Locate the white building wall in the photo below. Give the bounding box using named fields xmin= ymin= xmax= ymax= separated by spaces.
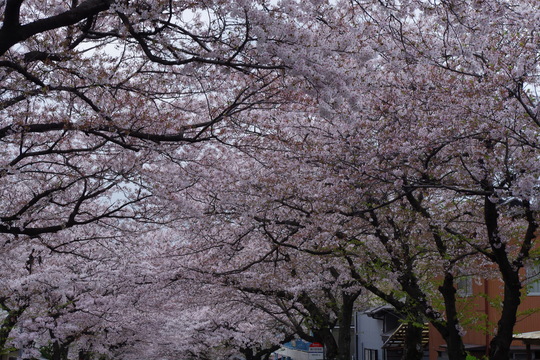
xmin=356 ymin=311 xmax=385 ymax=360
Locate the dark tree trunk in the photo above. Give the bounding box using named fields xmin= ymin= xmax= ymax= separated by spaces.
xmin=336 ymin=291 xmax=360 ymax=360
xmin=78 ymin=350 xmax=92 ymax=360
xmin=314 ymin=328 xmax=339 ymax=360
xmin=488 ymin=271 xmax=522 ymax=360
xmin=483 ymin=195 xmax=536 ymax=360
xmin=437 ymin=273 xmax=467 ymax=360
xmin=51 ymin=340 xmax=69 ymax=360
xmin=402 ymin=320 xmax=425 ymax=360
xmin=298 ymin=289 xmax=361 ymax=360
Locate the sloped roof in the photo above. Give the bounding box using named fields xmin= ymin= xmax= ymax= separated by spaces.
xmin=514 ymin=331 xmax=540 ymax=345
xmin=364 ymin=304 xmax=396 ymax=319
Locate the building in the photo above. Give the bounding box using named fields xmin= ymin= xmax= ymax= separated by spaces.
xmin=356 ymin=305 xmax=429 ymax=360
xmin=272 ymin=305 xmax=430 ymax=360
xmin=429 ymin=274 xmax=540 ymax=360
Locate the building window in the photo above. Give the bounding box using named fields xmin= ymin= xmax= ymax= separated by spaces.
xmin=364 ymin=349 xmax=377 ymax=360
xmin=526 ymin=263 xmax=540 ymax=295
xmin=456 ymin=276 xmax=473 ymax=297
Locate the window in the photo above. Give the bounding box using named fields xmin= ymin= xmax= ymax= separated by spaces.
xmin=364 ymin=349 xmax=377 ymax=360
xmin=526 ymin=263 xmax=540 ymax=295
xmin=456 ymin=276 xmax=473 ymax=297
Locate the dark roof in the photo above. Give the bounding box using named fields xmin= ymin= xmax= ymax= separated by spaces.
xmin=364 ymin=304 xmax=396 ymax=319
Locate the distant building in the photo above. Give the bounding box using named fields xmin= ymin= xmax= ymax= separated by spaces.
xmin=356 ymin=305 xmax=428 ymax=360
xmin=429 ymin=275 xmax=540 ymax=360
xmin=273 ymin=305 xmax=431 ymax=360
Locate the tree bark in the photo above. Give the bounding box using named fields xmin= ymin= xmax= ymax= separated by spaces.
xmin=313 ymin=328 xmax=339 ymax=360
xmin=484 ymin=195 xmax=534 ymax=360
xmin=0 ymin=0 xmax=113 ymax=56
xmin=335 ymin=291 xmax=360 ymax=360
xmin=78 ymin=350 xmax=92 ymax=360
xmin=488 ymin=271 xmax=522 ymax=360
xmin=51 ymin=340 xmax=69 ymax=360
xmin=402 ymin=320 xmax=425 ymax=360
xmin=438 ymin=273 xmax=467 ymax=360
xmin=297 ymin=289 xmax=360 ymax=360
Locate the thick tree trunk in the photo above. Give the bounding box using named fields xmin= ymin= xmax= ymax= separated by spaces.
xmin=430 ymin=320 xmax=466 ymax=360
xmin=483 ymin=195 xmax=534 ymax=360
xmin=445 ymin=333 xmax=467 ymax=360
xmin=51 ymin=340 xmax=69 ymax=360
xmin=336 ymin=291 xmax=360 ymax=360
xmin=315 ymin=328 xmax=339 ymax=360
xmin=78 ymin=350 xmax=92 ymax=360
xmin=435 ymin=274 xmax=467 ymax=360
xmin=402 ymin=320 xmax=424 ymax=360
xmin=399 ymin=295 xmax=426 ymax=360
xmin=489 ymin=272 xmax=522 ymax=360
xmin=298 ymin=289 xmax=360 ymax=360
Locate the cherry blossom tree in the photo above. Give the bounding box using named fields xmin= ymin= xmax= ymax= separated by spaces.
xmin=340 ymin=2 xmax=540 ymax=359
xmin=0 ymin=0 xmax=292 ymax=239
xmin=165 ymin=1 xmax=540 ymax=360
xmin=4 ymin=2 xmax=540 ymax=360
xmin=160 ymin=135 xmax=370 ymax=360
xmin=0 ymin=224 xmax=154 ymax=359
xmin=0 ymin=0 xmax=306 ymax=356
xmin=0 ymin=0 xmax=353 ymax=358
